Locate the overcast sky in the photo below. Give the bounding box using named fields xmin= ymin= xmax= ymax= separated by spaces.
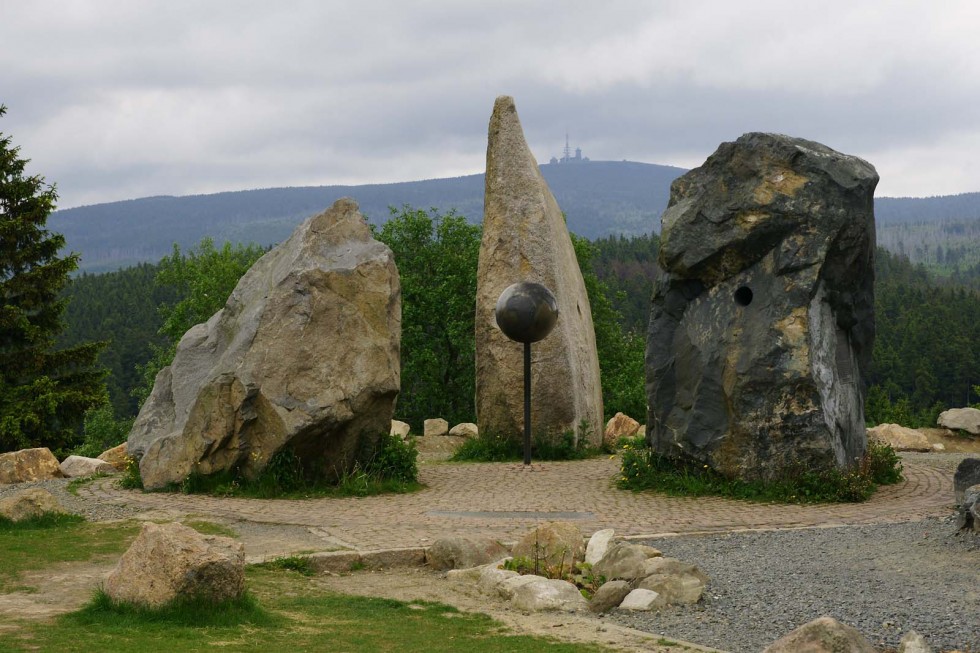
xmin=2 ymin=1 xmax=978 ymax=209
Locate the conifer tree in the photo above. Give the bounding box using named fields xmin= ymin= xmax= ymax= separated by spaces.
xmin=0 ymin=105 xmax=105 ymax=453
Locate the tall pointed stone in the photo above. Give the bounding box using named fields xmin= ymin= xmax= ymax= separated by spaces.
xmin=475 ymin=96 xmax=603 ymax=446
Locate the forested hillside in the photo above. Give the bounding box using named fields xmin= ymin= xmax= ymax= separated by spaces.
xmin=876 ymin=217 xmax=980 ymax=284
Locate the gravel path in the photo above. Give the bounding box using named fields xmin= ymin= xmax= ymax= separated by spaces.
xmin=611 ymin=517 xmax=979 ymax=652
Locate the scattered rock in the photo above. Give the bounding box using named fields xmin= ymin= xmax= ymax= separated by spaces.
xmin=97 ymin=443 xmax=129 ymax=471
xmin=604 ymin=413 xmax=640 ymax=448
xmin=647 ymin=133 xmax=877 ymax=481
xmin=592 ymin=542 xmax=650 ymax=581
xmin=762 ymin=616 xmax=876 ymax=653
xmin=588 ymin=579 xmax=631 ymax=613
xmin=640 ymin=557 xmax=710 ymax=585
xmin=636 ymin=572 xmax=705 ymax=605
xmin=426 ymin=537 xmax=509 ymax=571
xmin=0 ymin=488 xmax=68 ymax=521
xmin=475 ymin=95 xmax=603 ymax=447
xmin=898 ymin=630 xmax=932 ymax=653
xmin=424 ymin=418 xmax=449 ymax=437
xmin=0 ymin=448 xmax=63 ymax=484
xmin=938 ymin=407 xmax=980 ymax=435
xmin=497 ymin=573 xmax=547 ymax=600
xmin=478 ymin=565 xmax=519 ymax=595
xmin=584 ymin=528 xmax=615 ymax=565
xmin=618 ymin=588 xmax=665 ymax=611
xmin=449 ymin=422 xmax=478 ymax=438
xmin=390 ymin=420 xmax=411 ymax=439
xmin=127 ymin=199 xmax=401 ymax=490
xmin=510 ymin=578 xmax=588 ymax=612
xmin=59 ymin=455 xmax=117 ymax=478
xmin=954 ymin=457 xmax=980 ymax=503
xmin=512 ymin=521 xmax=585 ymax=568
xmin=932 ymin=443 xmax=945 ymax=451
xmin=867 ymin=424 xmax=932 ymax=452
xmin=104 ymin=522 xmax=245 ymax=608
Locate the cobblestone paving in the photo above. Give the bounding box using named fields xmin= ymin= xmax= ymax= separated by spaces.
xmin=78 ymin=456 xmax=955 ymax=552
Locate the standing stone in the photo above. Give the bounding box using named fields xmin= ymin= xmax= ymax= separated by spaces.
xmin=647 ymin=133 xmax=878 ymax=480
xmin=954 ymin=458 xmax=980 ymax=503
xmin=127 ymin=199 xmax=401 ymax=490
xmin=476 ymin=96 xmax=603 ymax=447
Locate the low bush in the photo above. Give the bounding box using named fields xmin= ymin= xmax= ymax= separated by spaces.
xmin=452 ymin=429 xmax=601 ymax=462
xmin=619 ymin=442 xmax=904 ymax=504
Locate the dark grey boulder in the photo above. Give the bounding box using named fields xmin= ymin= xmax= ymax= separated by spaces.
xmin=954 ymin=457 xmax=980 ymax=504
xmin=646 ymin=133 xmax=878 ymax=481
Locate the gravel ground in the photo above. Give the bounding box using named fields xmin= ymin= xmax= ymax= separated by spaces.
xmin=610 ymin=518 xmax=979 ymax=653
xmin=0 ymin=476 xmax=141 ymax=522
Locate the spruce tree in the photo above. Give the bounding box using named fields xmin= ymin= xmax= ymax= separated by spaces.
xmin=0 ymin=105 xmax=105 ymax=453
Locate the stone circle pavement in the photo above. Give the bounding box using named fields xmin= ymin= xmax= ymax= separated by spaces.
xmin=77 ymin=453 xmax=960 ymax=554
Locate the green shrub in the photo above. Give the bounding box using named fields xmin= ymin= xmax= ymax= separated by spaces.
xmin=72 ymin=404 xmax=133 ymax=459
xmin=118 ymin=456 xmax=144 ymax=490
xmin=254 ymin=556 xmax=317 ymax=576
xmin=364 ymin=432 xmax=418 ymax=483
xmin=452 ymin=429 xmax=601 ymax=463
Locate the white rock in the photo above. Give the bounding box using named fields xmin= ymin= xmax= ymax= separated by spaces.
xmin=59 ymin=455 xmax=117 ymax=478
xmin=938 ymin=407 xmax=980 ymax=435
xmin=497 ymin=574 xmax=547 ymax=600
xmin=510 ymin=578 xmax=588 ymax=612
xmin=618 ymin=588 xmax=665 ymax=611
xmin=448 ymin=422 xmax=478 ymax=438
xmin=424 ymin=418 xmax=449 ymax=437
xmin=390 ymin=420 xmax=411 ymax=439
xmin=585 ymin=528 xmax=615 ymax=565
xmin=478 ymin=566 xmax=518 ymax=595
xmin=898 ymin=630 xmax=932 ymax=653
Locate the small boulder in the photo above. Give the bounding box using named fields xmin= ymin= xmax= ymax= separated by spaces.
xmin=938 ymin=407 xmax=980 ymax=435
xmin=97 ymin=443 xmax=129 ymax=471
xmin=426 ymin=537 xmax=509 ymax=571
xmin=0 ymin=488 xmax=68 ymax=522
xmin=898 ymin=630 xmax=932 ymax=653
xmin=763 ymin=616 xmax=876 ymax=653
xmin=618 ymin=588 xmax=665 ymax=611
xmin=956 ymin=484 xmax=980 ymax=532
xmin=424 ymin=418 xmax=449 ymax=437
xmin=636 ymin=572 xmax=705 ymax=605
xmin=954 ymin=458 xmax=980 ymax=504
xmin=867 ymin=424 xmax=931 ymax=452
xmin=589 ymin=579 xmax=631 ymax=613
xmin=512 ymin=521 xmax=585 ymax=569
xmin=592 ymin=542 xmax=650 ymax=581
xmin=603 ymin=412 xmax=641 ymax=448
xmin=0 ymin=448 xmax=63 ymax=484
xmin=584 ymin=528 xmax=615 ymax=565
xmin=449 ymin=423 xmax=478 ymax=438
xmin=60 ymin=455 xmax=117 ymax=478
xmin=390 ymin=420 xmax=411 ymax=439
xmin=635 ymin=544 xmax=663 ymax=559
xmin=478 ymin=565 xmax=519 ymax=595
xmin=104 ymin=522 xmax=245 ymax=608
xmin=497 ymin=573 xmax=547 ymax=600
xmin=510 ymin=578 xmax=588 ymax=612
xmin=640 ymin=557 xmax=709 ymax=584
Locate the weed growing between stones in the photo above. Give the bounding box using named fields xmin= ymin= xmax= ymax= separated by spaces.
xmin=503 ymin=556 xmax=607 ymax=599
xmin=618 ymin=440 xmax=904 ymax=504
xmin=452 ymin=429 xmax=602 ymax=462
xmin=118 ymin=456 xmax=143 ymax=490
xmin=253 ymin=555 xmax=317 ymax=576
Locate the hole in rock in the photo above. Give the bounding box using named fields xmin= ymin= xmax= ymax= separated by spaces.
xmin=733 ymin=286 xmax=753 ymax=307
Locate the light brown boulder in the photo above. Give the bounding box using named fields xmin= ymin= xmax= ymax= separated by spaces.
xmin=604 ymin=412 xmax=640 ymax=448
xmin=636 ymin=572 xmax=705 ymax=605
xmin=97 ymin=442 xmax=129 ymax=471
xmin=60 ymin=455 xmax=117 ymax=478
xmin=475 ymin=96 xmax=603 ymax=447
xmin=592 ymin=542 xmax=650 ymax=581
xmin=426 ymin=537 xmax=509 ymax=571
xmin=938 ymin=407 xmax=980 ymax=435
xmin=127 ymin=199 xmax=401 ymax=490
xmin=390 ymin=420 xmax=411 ymax=439
xmin=424 ymin=418 xmax=449 ymax=437
xmin=512 ymin=521 xmax=585 ymax=569
xmin=588 ymin=579 xmax=631 ymax=613
xmin=867 ymin=424 xmax=931 ymax=452
xmin=0 ymin=488 xmax=68 ymax=521
xmin=104 ymin=522 xmax=245 ymax=608
xmin=641 ymin=557 xmax=710 ymax=584
xmin=449 ymin=422 xmax=478 ymax=438
xmin=510 ymin=578 xmax=588 ymax=612
xmin=0 ymin=448 xmax=63 ymax=484
xmin=763 ymin=616 xmax=876 ymax=653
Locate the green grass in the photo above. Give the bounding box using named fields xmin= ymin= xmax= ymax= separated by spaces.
xmin=182 ymin=520 xmax=237 ymax=537
xmin=618 ymin=441 xmax=904 ymax=504
xmin=252 ymin=555 xmax=317 ymax=576
xmin=452 ymin=430 xmax=602 ymax=463
xmin=0 ymin=515 xmax=138 ymax=591
xmin=1 ymin=567 xmax=614 ymax=652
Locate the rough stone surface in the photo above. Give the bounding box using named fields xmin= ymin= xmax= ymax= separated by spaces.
xmin=762 ymin=616 xmax=877 ymax=653
xmin=640 ymin=557 xmax=710 ymax=585
xmin=97 ymin=443 xmax=129 ymax=471
xmin=497 ymin=573 xmax=547 ymax=600
xmin=104 ymin=522 xmax=245 ymax=608
xmin=603 ymin=412 xmax=641 ymax=448
xmin=476 ymin=96 xmax=603 ymax=447
xmin=0 ymin=488 xmax=67 ymax=521
xmin=59 ymin=455 xmax=116 ymax=478
xmin=954 ymin=457 xmax=980 ymax=504
xmin=592 ymin=542 xmax=651 ymax=581
xmin=584 ymin=528 xmax=615 ymax=565
xmin=867 ymin=424 xmax=932 ymax=452
xmin=512 ymin=521 xmax=585 ymax=568
xmin=958 ymin=484 xmax=980 ymax=532
xmin=0 ymin=448 xmax=63 ymax=484
xmin=423 ymin=418 xmax=449 ymax=437
xmin=589 ymin=579 xmax=631 ymax=613
xmin=478 ymin=565 xmax=519 ymax=595
xmin=937 ymin=407 xmax=980 ymax=435
xmin=390 ymin=420 xmax=411 ymax=439
xmin=510 ymin=578 xmax=588 ymax=612
xmin=646 ymin=132 xmax=878 ymax=481
xmin=636 ymin=572 xmax=705 ymax=605
xmin=898 ymin=630 xmax=932 ymax=653
xmin=426 ymin=537 xmax=509 ymax=571
xmin=127 ymin=199 xmax=401 ymax=490
xmin=449 ymin=422 xmax=478 ymax=438
xmin=618 ymin=588 xmax=665 ymax=611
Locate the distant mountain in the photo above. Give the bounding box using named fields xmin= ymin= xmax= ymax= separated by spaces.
xmin=49 ymin=160 xmax=980 ymax=273
xmin=51 ymin=161 xmax=684 ymax=273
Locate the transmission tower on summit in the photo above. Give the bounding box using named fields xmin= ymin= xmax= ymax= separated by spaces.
xmin=550 ymin=132 xmax=589 ymax=165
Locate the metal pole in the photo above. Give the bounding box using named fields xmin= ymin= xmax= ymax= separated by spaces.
xmin=524 ymin=341 xmax=531 ymax=466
